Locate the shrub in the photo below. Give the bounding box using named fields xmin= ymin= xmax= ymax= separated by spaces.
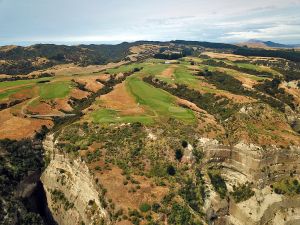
xmin=231 ymin=182 xmax=255 ymax=203
xmin=175 ymin=149 xmax=183 ymax=161
xmin=139 ymin=203 xmax=151 ymax=212
xmin=151 ymin=203 xmax=161 ymax=212
xmin=272 ymin=178 xmax=300 ymax=196
xmin=192 ymin=148 xmax=204 ymax=163
xmin=167 ymin=165 xmax=176 ymax=176
xmin=181 ymin=140 xmax=188 ymax=148
xmin=208 ymin=170 xmax=227 ymax=199
xmin=180 ymin=177 xmax=205 ymax=212
xmin=167 ymin=203 xmax=192 ymax=225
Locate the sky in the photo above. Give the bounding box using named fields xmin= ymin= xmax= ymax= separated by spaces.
xmin=0 ymin=0 xmax=300 ymax=45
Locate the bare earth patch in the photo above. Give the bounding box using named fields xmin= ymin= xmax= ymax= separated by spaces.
xmin=215 ymin=92 xmax=254 ymax=104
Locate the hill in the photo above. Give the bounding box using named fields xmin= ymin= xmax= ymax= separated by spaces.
xmin=0 ymin=40 xmax=300 ymax=225
xmin=238 ymin=39 xmax=300 ymax=49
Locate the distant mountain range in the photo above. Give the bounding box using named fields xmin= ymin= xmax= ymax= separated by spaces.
xmin=238 ymin=39 xmax=300 ymax=49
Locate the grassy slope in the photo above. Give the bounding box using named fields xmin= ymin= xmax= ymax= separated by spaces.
xmin=126 ymin=76 xmax=195 ymax=123
xmin=0 ymin=77 xmax=53 ymax=89
xmin=39 ymin=81 xmax=73 ymax=99
xmin=0 ymin=85 xmax=34 ymax=100
xmin=91 ymin=63 xmax=195 ymax=124
xmin=92 ymin=109 xmax=153 ymax=124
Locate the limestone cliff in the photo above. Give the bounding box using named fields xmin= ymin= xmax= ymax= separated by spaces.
xmin=199 ymin=138 xmax=300 ymax=225
xmin=41 ymin=134 xmax=109 ymax=225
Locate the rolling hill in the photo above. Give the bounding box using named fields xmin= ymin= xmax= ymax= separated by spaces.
xmin=0 ymin=41 xmax=300 ymax=225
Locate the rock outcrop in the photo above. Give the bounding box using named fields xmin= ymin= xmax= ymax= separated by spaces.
xmin=41 ymin=134 xmax=109 ymax=225
xmin=199 ymin=138 xmax=300 ymax=225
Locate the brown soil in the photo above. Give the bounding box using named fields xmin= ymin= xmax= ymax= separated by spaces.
xmin=10 ymin=90 xmax=32 ymax=100
xmin=96 ymin=74 xmax=111 ymax=82
xmin=216 ymin=92 xmax=254 ymax=104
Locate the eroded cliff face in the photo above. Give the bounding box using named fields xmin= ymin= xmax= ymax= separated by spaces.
xmin=40 ymin=133 xmax=300 ymax=225
xmin=199 ymin=138 xmax=300 ymax=225
xmin=41 ymin=134 xmax=109 ymax=225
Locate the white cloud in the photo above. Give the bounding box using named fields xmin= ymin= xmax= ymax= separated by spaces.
xmin=222 ymin=24 xmax=300 ymax=42
xmin=1 ymin=0 xmax=300 ymax=45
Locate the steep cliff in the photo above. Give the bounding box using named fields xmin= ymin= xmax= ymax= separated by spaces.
xmin=41 ymin=134 xmax=109 ymax=225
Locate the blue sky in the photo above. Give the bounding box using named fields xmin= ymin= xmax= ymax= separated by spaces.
xmin=0 ymin=0 xmax=300 ymax=45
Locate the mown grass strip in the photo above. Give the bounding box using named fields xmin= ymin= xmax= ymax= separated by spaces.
xmin=126 ymin=76 xmax=195 ymax=123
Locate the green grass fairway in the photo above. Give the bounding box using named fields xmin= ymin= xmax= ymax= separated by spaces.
xmin=173 ymin=66 xmax=199 ymax=87
xmin=235 ymin=63 xmax=261 ymax=71
xmin=106 ymin=63 xmax=144 ymax=74
xmin=235 ymin=62 xmax=280 ymax=76
xmin=126 ymin=76 xmax=195 ymax=123
xmin=141 ymin=63 xmax=169 ymax=76
xmin=92 ymin=109 xmax=153 ymax=124
xmin=39 ymin=81 xmax=73 ymax=99
xmin=219 ymin=68 xmax=265 ymax=81
xmin=0 ymin=85 xmax=33 ymax=100
xmin=0 ymin=77 xmax=52 ymax=89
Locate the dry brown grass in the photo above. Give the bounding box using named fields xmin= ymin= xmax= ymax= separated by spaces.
xmin=228 ymin=104 xmax=300 ymax=147
xmin=93 ymin=166 xmax=168 ymax=211
xmin=202 ymin=52 xmax=248 ymax=61
xmin=94 ymin=81 xmax=145 ymax=115
xmin=55 ymin=99 xmax=73 ymax=112
xmin=29 ymin=61 xmax=127 ymax=77
xmin=70 ymin=88 xmax=90 ymax=99
xmin=27 ymin=101 xmax=61 ymax=115
xmin=280 ymin=82 xmax=300 ymax=105
xmin=160 ymin=65 xmax=177 ymax=78
xmin=74 ymin=76 xmax=104 ymax=93
xmin=0 ymin=108 xmax=53 ymax=140
xmin=216 ymin=67 xmax=260 ymax=88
